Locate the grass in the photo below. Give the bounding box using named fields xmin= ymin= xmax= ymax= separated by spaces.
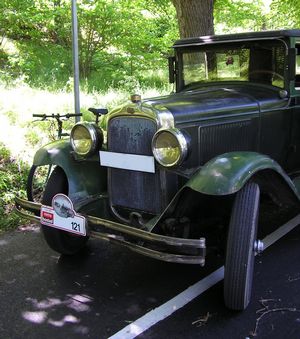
xmin=0 ymin=80 xmax=170 ymax=231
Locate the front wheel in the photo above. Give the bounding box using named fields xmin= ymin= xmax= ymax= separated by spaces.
xmin=224 ymin=182 xmax=260 ymax=310
xmin=41 ymin=166 xmax=88 ymax=255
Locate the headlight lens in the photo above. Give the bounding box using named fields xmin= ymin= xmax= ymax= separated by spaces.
xmin=70 ymin=122 xmax=102 ymax=156
xmin=152 ymin=128 xmax=189 ymax=167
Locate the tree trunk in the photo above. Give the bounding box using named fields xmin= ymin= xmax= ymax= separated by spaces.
xmin=172 ymin=0 xmax=214 ymax=38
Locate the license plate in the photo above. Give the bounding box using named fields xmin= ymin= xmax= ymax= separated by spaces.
xmin=40 ymin=194 xmax=86 ymax=236
xmin=99 ymin=150 xmax=155 ymax=173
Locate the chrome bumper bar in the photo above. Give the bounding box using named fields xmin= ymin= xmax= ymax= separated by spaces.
xmin=15 ymin=197 xmax=206 ymax=265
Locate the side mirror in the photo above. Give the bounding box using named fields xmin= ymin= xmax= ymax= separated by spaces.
xmin=168 ymin=56 xmax=176 ymax=84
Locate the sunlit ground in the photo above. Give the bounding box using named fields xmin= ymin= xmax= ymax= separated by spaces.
xmin=22 ymin=294 xmax=93 ymax=334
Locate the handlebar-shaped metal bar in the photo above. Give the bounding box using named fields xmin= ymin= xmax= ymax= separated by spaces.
xmin=32 ymin=113 xmax=82 ymax=119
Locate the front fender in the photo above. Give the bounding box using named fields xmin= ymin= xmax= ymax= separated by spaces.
xmin=186 ymin=151 xmax=300 ymax=197
xmin=32 ymin=140 xmax=107 ymax=200
xmin=150 ymin=151 xmax=300 ymax=229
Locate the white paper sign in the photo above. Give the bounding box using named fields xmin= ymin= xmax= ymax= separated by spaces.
xmin=40 ymin=194 xmax=86 ymax=236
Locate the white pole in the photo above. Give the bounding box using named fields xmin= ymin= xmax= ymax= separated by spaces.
xmin=71 ymin=0 xmax=80 ymax=122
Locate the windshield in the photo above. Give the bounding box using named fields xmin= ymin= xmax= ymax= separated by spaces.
xmin=178 ymin=40 xmax=286 ymax=90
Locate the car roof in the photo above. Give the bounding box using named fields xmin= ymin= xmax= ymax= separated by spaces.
xmin=173 ymin=29 xmax=300 ymax=48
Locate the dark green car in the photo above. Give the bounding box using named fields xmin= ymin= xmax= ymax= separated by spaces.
xmin=16 ymin=30 xmax=300 ymax=311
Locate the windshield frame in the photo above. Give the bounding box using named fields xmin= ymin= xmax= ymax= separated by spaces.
xmin=175 ymin=38 xmax=288 ymax=92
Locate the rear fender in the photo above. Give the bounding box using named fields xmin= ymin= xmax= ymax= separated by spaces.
xmin=32 ymin=140 xmax=107 ymax=200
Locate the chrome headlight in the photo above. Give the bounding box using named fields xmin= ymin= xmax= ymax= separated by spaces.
xmin=152 ymin=128 xmax=189 ymax=167
xmin=70 ymin=122 xmax=103 ymax=156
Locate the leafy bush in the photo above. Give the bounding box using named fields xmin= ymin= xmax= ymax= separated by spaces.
xmin=15 ymin=41 xmax=72 ymax=90
xmin=0 ymin=36 xmax=172 ymax=92
xmin=0 ymin=143 xmax=29 ymax=232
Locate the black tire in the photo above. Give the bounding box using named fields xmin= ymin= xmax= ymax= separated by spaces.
xmin=224 ymin=182 xmax=260 ymax=310
xmin=27 ymin=165 xmax=52 ymax=202
xmin=41 ymin=166 xmax=88 ymax=255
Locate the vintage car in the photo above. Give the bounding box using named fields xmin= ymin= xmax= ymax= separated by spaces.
xmin=16 ymin=30 xmax=300 ymax=311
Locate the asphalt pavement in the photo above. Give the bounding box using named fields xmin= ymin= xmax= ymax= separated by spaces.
xmin=0 ymin=224 xmax=300 ymax=339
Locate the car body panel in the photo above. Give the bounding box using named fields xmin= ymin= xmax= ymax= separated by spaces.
xmin=33 ymin=140 xmax=107 ymax=203
xmin=184 ymin=151 xmax=300 ymax=197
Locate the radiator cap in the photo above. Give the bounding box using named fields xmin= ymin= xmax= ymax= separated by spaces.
xmin=131 ymin=94 xmax=141 ymax=103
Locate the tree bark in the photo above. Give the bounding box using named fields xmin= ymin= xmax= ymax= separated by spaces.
xmin=172 ymin=0 xmax=214 ymax=38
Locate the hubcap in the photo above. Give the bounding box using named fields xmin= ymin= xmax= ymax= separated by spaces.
xmin=254 ymin=240 xmax=264 ymax=255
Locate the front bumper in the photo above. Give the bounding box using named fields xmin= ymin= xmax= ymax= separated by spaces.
xmin=15 ymin=197 xmax=206 ymax=265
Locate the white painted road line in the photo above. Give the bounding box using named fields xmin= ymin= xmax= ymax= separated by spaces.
xmin=262 ymin=214 xmax=300 ymax=250
xmin=108 ymin=213 xmax=300 ymax=339
xmin=108 ymin=266 xmax=225 ymax=339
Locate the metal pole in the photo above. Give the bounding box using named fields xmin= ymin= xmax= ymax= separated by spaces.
xmin=71 ymin=0 xmax=80 ymax=122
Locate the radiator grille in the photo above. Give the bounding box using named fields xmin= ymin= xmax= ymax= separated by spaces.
xmin=199 ymin=120 xmax=254 ymax=164
xmin=108 ymin=117 xmax=161 ymax=214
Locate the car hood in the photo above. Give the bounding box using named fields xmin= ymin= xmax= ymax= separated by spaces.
xmin=143 ymin=85 xmax=288 ymax=125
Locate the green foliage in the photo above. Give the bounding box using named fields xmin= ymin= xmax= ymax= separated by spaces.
xmin=0 ymin=0 xmax=177 ymax=91
xmin=268 ymin=0 xmax=300 ymax=29
xmin=2 ymin=0 xmax=299 ymax=93
xmin=0 ymin=143 xmax=28 ymax=232
xmin=214 ymin=0 xmax=266 ymax=33
xmin=15 ymin=41 xmax=72 ymax=89
xmin=24 ymin=127 xmax=41 ymax=146
xmin=214 ymin=0 xmax=300 ymax=33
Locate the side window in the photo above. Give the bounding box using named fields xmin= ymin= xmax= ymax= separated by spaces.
xmin=249 ymin=44 xmax=285 ymax=88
